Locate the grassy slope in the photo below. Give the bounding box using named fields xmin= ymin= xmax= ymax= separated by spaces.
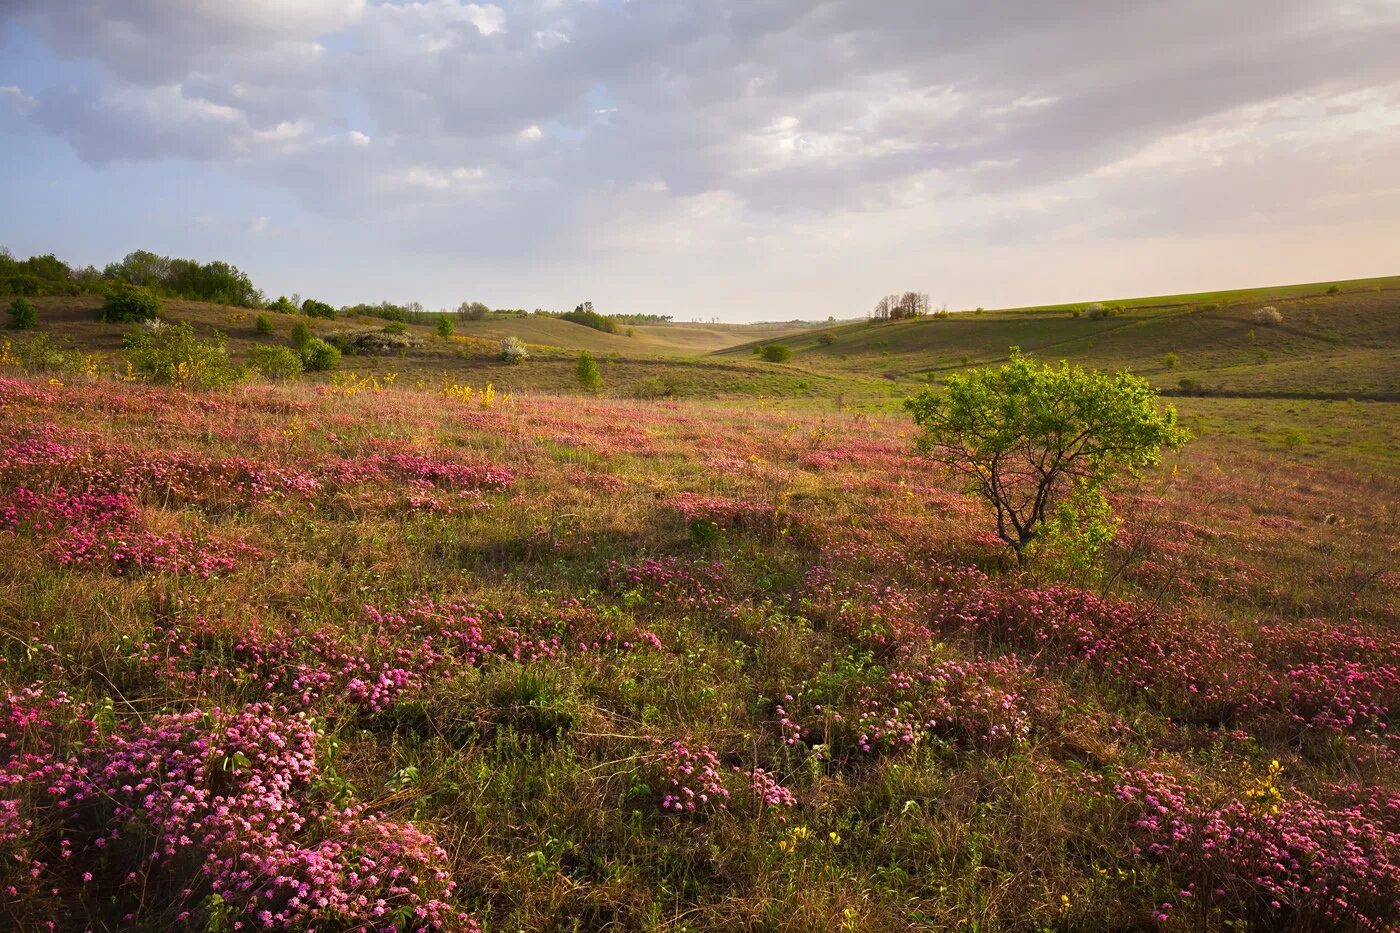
xmin=733 ymin=277 xmax=1400 ymax=400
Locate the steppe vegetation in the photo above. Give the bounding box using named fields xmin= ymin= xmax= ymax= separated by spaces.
xmin=0 ymin=250 xmax=1396 ymax=931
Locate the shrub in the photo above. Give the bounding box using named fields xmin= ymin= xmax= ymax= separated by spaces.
xmin=291 ymin=320 xmax=312 ymax=349
xmin=1326 ymin=283 xmax=1340 ymax=295
xmin=254 ymin=314 xmax=273 ymax=335
xmin=500 ymin=336 xmax=528 ymax=364
xmin=1252 ymin=306 xmax=1283 ymax=326
xmin=576 ymin=350 xmax=601 ymax=390
xmin=1084 ymin=303 xmax=1107 ymax=321
xmin=436 ymin=315 xmax=455 ymax=338
xmin=817 ymin=332 xmax=835 ymax=346
xmin=756 ymin=343 xmax=793 ymax=363
xmin=632 ymin=375 xmax=679 ymax=399
xmin=124 ymin=321 xmax=244 ymax=390
xmin=268 ymin=295 xmax=298 ymax=314
xmin=1163 ymin=352 xmax=1179 ymax=369
xmin=299 ymin=337 xmax=341 ymax=372
xmin=8 ymin=297 xmax=37 ymax=330
xmin=5 ymin=333 xmax=87 ymax=373
xmin=905 ymin=350 xmax=1187 ymax=563
xmin=382 ymin=321 xmax=408 ymax=335
xmin=99 ymin=284 xmax=162 ymax=323
xmin=248 ymin=344 xmax=304 ymax=380
xmin=301 ymin=298 xmax=337 ymax=320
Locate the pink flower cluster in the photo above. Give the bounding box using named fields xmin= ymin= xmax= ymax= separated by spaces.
xmin=1113 ymin=768 xmax=1399 ymax=930
xmin=0 ymin=485 xmax=251 ymax=577
xmin=134 ymin=598 xmax=663 ymax=715
xmin=1 ymin=698 xmax=474 ymax=930
xmin=650 ymin=740 xmax=796 ymax=815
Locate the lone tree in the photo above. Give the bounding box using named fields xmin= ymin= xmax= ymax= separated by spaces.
xmin=904 ymin=351 xmax=1186 ymax=564
xmin=576 ymin=350 xmax=601 ymax=390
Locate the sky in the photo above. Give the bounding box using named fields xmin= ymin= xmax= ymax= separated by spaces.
xmin=1 ymin=1 xmax=1398 ymax=322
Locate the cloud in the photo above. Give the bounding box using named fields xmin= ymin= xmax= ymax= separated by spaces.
xmin=2 ymin=0 xmax=1399 ymax=314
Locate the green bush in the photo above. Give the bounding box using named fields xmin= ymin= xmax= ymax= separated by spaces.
xmin=8 ymin=297 xmax=37 ymax=330
xmin=301 ymin=298 xmax=337 ymax=320
xmin=6 ymin=333 xmax=85 ymax=373
xmin=254 ymin=314 xmax=273 ymax=335
xmin=291 ymin=320 xmax=312 ymax=349
xmin=99 ymin=285 xmax=162 ymax=323
xmin=817 ymin=332 xmax=835 ymax=346
xmin=248 ymin=344 xmax=303 ymax=380
xmin=299 ymin=337 xmax=341 ymax=372
xmin=124 ymin=322 xmax=244 ymax=390
xmin=268 ymin=296 xmax=298 ymax=314
xmin=576 ymin=350 xmax=601 ymax=390
xmin=1163 ymin=352 xmax=1180 ymax=370
xmin=755 ymin=343 xmax=793 ymax=363
xmin=436 ymin=315 xmax=455 ymax=338
xmin=382 ymin=321 xmax=408 ymax=335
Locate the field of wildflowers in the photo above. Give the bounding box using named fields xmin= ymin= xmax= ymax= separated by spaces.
xmin=0 ymin=369 xmax=1396 ymax=930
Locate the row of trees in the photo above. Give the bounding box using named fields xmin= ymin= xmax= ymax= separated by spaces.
xmin=871 ymin=292 xmax=932 ymax=321
xmin=3 ymin=248 xmax=669 ymax=328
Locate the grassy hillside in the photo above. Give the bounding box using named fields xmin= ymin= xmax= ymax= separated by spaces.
xmin=0 ymin=368 xmax=1395 ymax=931
xmin=745 ymin=276 xmax=1400 ymax=400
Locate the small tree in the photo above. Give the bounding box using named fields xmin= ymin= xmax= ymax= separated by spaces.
xmin=436 ymin=315 xmax=455 ymax=338
xmin=500 ymin=336 xmax=528 ymax=364
xmin=255 ymin=314 xmax=274 ymax=335
xmin=904 ymin=351 xmax=1187 ymax=564
xmin=301 ymin=298 xmax=337 ymax=320
xmin=755 ymin=343 xmax=792 ymax=362
xmin=576 ymin=350 xmax=601 ymax=391
xmin=291 ymin=320 xmax=312 ymax=349
xmin=99 ymin=285 xmax=162 ymax=323
xmin=1163 ymin=352 xmax=1179 ymax=370
xmin=299 ymin=337 xmax=341 ymax=372
xmin=8 ymin=297 xmax=37 ymax=330
xmin=248 ymin=344 xmax=304 ymax=380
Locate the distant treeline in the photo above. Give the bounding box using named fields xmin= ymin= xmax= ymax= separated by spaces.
xmin=1 ymin=247 xmax=677 ymax=330
xmin=1 ymin=248 xmax=262 ymax=308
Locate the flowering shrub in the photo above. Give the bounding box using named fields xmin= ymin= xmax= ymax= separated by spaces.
xmin=0 ymin=702 xmax=474 ymax=930
xmin=1112 ymin=766 xmax=1399 ymax=930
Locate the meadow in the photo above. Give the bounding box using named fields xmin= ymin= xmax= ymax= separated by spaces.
xmin=0 ymin=277 xmax=1397 ymax=931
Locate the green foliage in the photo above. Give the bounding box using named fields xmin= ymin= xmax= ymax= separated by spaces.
xmin=103 ymin=251 xmax=263 ymax=307
xmin=436 ymin=315 xmax=455 ymax=338
xmin=382 ymin=321 xmax=408 ymax=335
xmin=7 ymin=297 xmax=37 ymax=330
xmin=299 ymin=337 xmax=341 ymax=372
xmin=575 ymin=350 xmax=602 ymax=391
xmin=290 ymin=320 xmax=312 ymax=349
xmin=248 ymin=344 xmax=304 ymax=381
xmin=5 ymin=333 xmax=89 ymax=373
xmin=1028 ymin=481 xmax=1119 ymax=580
xmin=0 ymin=251 xmax=95 ymax=296
xmin=268 ymin=296 xmax=299 ymax=314
xmin=123 ymin=322 xmax=245 ymax=390
xmin=817 ymin=333 xmax=836 ymax=346
xmin=98 ymin=284 xmax=163 ymax=323
xmin=559 ymin=301 xmax=618 ymax=334
xmin=1326 ymin=284 xmax=1341 ymax=295
xmin=254 ymin=314 xmax=274 ymax=335
xmin=500 ymin=336 xmax=528 ymax=364
xmin=905 ymin=351 xmax=1187 ymax=562
xmin=457 ymin=301 xmax=491 ymax=321
xmin=755 ymin=343 xmax=793 ymax=363
xmin=1163 ymin=352 xmax=1180 ymax=370
xmin=301 ymin=298 xmax=337 ymax=320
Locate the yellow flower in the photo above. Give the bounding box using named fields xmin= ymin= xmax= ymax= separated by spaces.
xmin=828 ymin=831 xmax=841 ymax=845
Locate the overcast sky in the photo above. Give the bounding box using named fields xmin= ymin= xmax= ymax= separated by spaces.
xmin=2 ymin=2 xmax=1397 ymax=321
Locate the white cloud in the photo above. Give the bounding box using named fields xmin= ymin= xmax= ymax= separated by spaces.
xmin=3 ymin=0 xmax=1399 ymax=317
